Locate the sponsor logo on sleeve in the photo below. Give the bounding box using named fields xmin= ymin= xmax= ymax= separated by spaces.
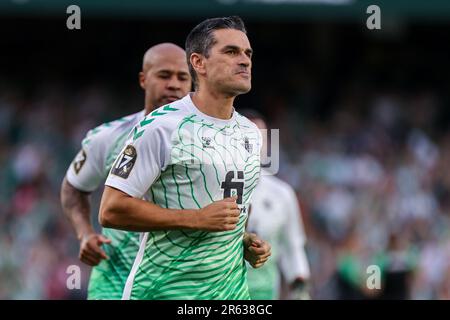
xmin=111 ymin=145 xmax=137 ymax=179
xmin=73 ymin=149 xmax=87 ymax=174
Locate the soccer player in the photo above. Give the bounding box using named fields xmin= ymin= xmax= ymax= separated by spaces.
xmin=242 ymin=110 xmax=311 ymax=300
xmin=61 ymin=43 xmax=192 ymax=299
xmin=99 ymin=16 xmax=268 ymax=299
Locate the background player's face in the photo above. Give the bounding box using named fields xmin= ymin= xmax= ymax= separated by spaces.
xmin=140 ymin=51 xmax=191 ymax=108
xmin=204 ymin=29 xmax=252 ymax=96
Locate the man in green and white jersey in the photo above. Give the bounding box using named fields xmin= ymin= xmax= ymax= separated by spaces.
xmin=61 ymin=43 xmax=192 ymax=299
xmin=100 ymin=16 xmax=269 ymax=299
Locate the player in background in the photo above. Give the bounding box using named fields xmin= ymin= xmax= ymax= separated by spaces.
xmin=61 ymin=43 xmax=192 ymax=299
xmin=99 ymin=16 xmax=271 ymax=299
xmin=242 ymin=109 xmax=311 ymax=300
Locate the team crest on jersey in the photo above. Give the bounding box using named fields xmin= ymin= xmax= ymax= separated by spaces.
xmin=201 ymin=136 xmax=215 ymax=149
xmin=242 ymin=137 xmax=253 ymax=153
xmin=73 ymin=149 xmax=87 ymax=174
xmin=111 ymin=145 xmax=137 ymax=179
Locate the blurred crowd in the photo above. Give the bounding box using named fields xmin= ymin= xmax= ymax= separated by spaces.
xmin=271 ymin=87 xmax=450 ymax=299
xmin=1 ymin=75 xmax=450 ymax=299
xmin=0 ymin=83 xmax=124 ymax=299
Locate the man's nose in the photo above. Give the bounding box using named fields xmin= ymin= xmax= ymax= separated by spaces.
xmin=238 ymin=53 xmax=251 ymax=68
xmin=167 ymin=77 xmax=181 ymax=90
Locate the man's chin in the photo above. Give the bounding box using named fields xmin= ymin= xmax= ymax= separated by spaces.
xmin=160 ymin=97 xmax=181 ymax=105
xmin=234 ymin=84 xmax=251 ymax=95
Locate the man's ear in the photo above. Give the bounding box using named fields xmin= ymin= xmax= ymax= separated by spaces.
xmin=190 ymin=53 xmax=206 ymax=78
xmin=138 ymin=71 xmax=146 ymax=90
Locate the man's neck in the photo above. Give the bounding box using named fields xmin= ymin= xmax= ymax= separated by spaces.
xmin=144 ymin=101 xmax=154 ymax=116
xmin=191 ymin=88 xmax=235 ymax=120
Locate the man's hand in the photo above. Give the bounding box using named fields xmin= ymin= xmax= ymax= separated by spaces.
xmin=195 ymin=196 xmax=241 ymax=232
xmin=79 ymin=233 xmax=112 ymax=266
xmin=243 ymin=232 xmax=271 ymax=268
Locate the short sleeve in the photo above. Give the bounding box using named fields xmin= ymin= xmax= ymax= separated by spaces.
xmin=66 ymin=131 xmax=107 ymax=192
xmin=105 ymin=123 xmax=170 ymax=198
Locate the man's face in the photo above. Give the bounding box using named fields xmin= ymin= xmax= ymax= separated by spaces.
xmin=140 ymin=54 xmax=191 ymax=108
xmin=203 ymin=29 xmax=252 ymax=96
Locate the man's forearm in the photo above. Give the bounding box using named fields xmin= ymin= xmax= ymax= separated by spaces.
xmin=99 ymin=186 xmax=197 ymax=232
xmin=60 ymin=177 xmax=95 ymax=240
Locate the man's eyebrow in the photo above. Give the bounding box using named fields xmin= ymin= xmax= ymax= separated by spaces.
xmin=221 ymin=45 xmax=253 ymax=55
xmin=155 ymin=69 xmax=189 ymax=75
xmin=176 ymin=71 xmax=190 ymax=77
xmin=220 ymin=45 xmax=240 ymax=51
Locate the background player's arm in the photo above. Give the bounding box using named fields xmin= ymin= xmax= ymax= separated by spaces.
xmin=99 ymin=186 xmax=240 ymax=232
xmin=61 ymin=176 xmax=94 ymax=240
xmin=61 ymin=177 xmax=111 ymax=266
xmin=279 ymin=188 xmax=311 ymax=299
xmin=61 ymin=128 xmax=113 ymax=266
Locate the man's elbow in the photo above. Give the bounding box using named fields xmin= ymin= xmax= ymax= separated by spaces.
xmin=99 ymin=205 xmax=115 ymax=228
xmin=60 ymin=176 xmax=73 ymax=207
xmin=98 ymin=186 xmax=126 ymax=229
xmin=99 ymin=188 xmax=122 ymax=228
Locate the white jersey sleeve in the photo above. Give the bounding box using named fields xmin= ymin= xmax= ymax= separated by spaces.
xmin=279 ymin=186 xmax=311 ymax=283
xmin=66 ymin=111 xmax=145 ymax=193
xmin=66 ymin=128 xmax=109 ymax=192
xmin=104 ymin=116 xmax=173 ymax=198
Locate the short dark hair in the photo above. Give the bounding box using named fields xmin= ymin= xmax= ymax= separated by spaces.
xmin=185 ymin=16 xmax=247 ymax=87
